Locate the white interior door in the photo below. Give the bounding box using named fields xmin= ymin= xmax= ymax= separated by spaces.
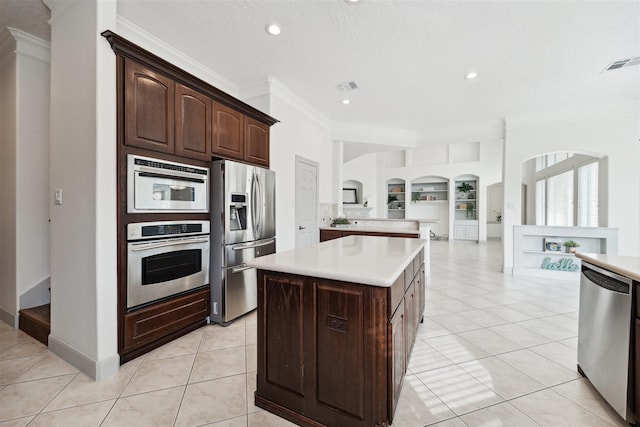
xmin=295 ymin=157 xmax=318 ymax=248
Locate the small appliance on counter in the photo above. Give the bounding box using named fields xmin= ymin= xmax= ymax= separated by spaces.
xmin=210 ymin=160 xmax=276 ymax=325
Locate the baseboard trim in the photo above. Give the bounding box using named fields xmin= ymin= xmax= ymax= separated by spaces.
xmin=0 ymin=306 xmax=17 ymax=327
xmin=502 ymin=265 xmax=513 ymax=274
xmin=48 ymin=334 xmax=119 ymax=380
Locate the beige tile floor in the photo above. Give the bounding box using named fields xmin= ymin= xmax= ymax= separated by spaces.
xmin=0 ymin=240 xmax=630 ymax=426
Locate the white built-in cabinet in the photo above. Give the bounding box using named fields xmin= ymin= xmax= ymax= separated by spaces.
xmin=387 ymin=179 xmax=406 ymax=219
xmin=453 ymin=177 xmax=479 ymax=241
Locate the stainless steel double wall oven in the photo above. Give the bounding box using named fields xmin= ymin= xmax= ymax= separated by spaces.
xmin=126 ymin=155 xmax=211 ymax=310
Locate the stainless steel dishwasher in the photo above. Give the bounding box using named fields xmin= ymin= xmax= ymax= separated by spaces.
xmin=578 ymin=261 xmax=634 ymax=423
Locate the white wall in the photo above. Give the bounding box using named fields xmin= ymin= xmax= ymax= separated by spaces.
xmin=46 ymin=0 xmax=118 ymax=379
xmin=343 ymin=153 xmax=379 ymax=209
xmin=0 ymin=29 xmax=51 ymax=327
xmin=376 ymin=131 xmax=504 ymax=240
xmin=268 ymin=94 xmax=336 ymax=251
xmin=15 ymin=32 xmax=51 ymax=311
xmin=0 ymin=33 xmax=17 ymax=326
xmin=502 ymin=103 xmax=640 ymax=273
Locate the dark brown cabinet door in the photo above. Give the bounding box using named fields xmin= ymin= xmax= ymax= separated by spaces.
xmin=418 ymin=265 xmax=426 ymax=323
xmin=175 ymin=83 xmax=211 ymax=161
xmin=123 ymin=288 xmax=209 ymax=350
xmin=389 ymin=303 xmax=405 ymax=421
xmin=124 ymin=59 xmax=175 ymax=154
xmin=404 ymin=281 xmax=416 ymax=364
xmin=320 ymin=230 xmax=343 ymax=242
xmin=245 ymin=116 xmax=270 ymax=167
xmin=212 ymin=102 xmax=244 ymax=161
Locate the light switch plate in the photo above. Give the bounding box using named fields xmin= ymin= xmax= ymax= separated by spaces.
xmin=54 ymin=189 xmax=62 ymax=205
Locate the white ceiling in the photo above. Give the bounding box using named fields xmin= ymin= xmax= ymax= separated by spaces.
xmin=0 ymin=0 xmax=50 ymax=41
xmin=2 ymin=1 xmax=639 ymax=156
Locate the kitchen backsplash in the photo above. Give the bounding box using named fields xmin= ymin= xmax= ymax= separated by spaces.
xmin=319 ymin=203 xmax=338 ymax=227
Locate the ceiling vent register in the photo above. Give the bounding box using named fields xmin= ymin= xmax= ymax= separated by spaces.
xmin=336 ymin=81 xmax=359 ymax=91
xmin=603 ymin=56 xmax=640 ymax=72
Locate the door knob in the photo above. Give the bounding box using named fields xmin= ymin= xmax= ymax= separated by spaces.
xmin=298 ymin=226 xmax=306 ymax=230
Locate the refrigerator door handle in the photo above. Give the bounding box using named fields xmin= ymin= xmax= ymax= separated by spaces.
xmin=232 ymin=239 xmax=275 ymax=251
xmin=231 ymin=263 xmax=253 ymax=273
xmin=255 ymin=172 xmax=263 ymax=237
xmin=250 ymin=171 xmax=257 ymax=238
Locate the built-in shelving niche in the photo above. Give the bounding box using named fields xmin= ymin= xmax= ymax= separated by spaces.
xmin=386 ymin=178 xmax=406 ymax=219
xmin=409 ymin=176 xmax=449 ymax=237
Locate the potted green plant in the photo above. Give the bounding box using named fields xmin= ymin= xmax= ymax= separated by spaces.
xmin=466 ymin=203 xmax=475 ymax=219
xmin=563 ymin=240 xmax=580 ymax=254
xmin=387 ymin=194 xmax=398 ymax=208
xmin=411 ymin=192 xmax=420 ymax=202
xmin=331 ymin=217 xmax=350 ymax=228
xmin=457 ymin=182 xmax=474 ymax=199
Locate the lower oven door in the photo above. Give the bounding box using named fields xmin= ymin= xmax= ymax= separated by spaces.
xmin=127 ymin=235 xmax=210 ymax=310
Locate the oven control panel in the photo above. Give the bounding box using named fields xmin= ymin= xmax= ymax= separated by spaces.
xmin=127 ymin=220 xmax=210 ymax=241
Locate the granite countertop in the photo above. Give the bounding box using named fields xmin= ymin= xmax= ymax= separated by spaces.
xmin=575 ymin=253 xmax=640 ymax=281
xmin=246 ymin=235 xmax=426 ymax=287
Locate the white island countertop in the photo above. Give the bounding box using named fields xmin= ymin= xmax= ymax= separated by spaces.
xmin=246 ymin=235 xmax=426 ymax=287
xmin=575 ymin=253 xmax=640 ymax=281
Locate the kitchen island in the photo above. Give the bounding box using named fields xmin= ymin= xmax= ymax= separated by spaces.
xmin=247 ymin=235 xmax=426 ymax=427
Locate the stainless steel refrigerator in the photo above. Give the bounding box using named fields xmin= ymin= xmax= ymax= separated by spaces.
xmin=210 ymin=160 xmax=276 ymax=325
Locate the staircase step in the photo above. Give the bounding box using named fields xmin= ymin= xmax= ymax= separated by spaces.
xmin=19 ymin=304 xmax=50 ymax=345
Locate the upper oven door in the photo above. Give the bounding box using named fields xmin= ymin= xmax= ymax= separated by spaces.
xmin=127 ymin=154 xmax=209 ymax=213
xmin=127 ymin=235 xmax=210 ymax=309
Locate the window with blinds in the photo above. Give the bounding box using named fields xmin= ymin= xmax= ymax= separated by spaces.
xmin=578 ymin=161 xmax=599 ymax=227
xmin=546 ymin=170 xmax=573 ymax=226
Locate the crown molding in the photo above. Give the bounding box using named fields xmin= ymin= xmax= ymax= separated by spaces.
xmin=332 ymin=121 xmax=417 ymax=148
xmin=42 ymin=0 xmax=77 ymax=26
xmin=0 ymin=30 xmax=15 ymax=69
xmin=239 ymin=77 xmax=333 ymax=130
xmin=506 ymin=101 xmax=639 ymax=129
xmin=418 ymin=119 xmax=505 ymax=146
xmin=8 ymin=28 xmax=50 ymax=64
xmin=115 ymin=16 xmax=238 ymax=97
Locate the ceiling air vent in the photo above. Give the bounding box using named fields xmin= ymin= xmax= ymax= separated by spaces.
xmin=602 ymin=56 xmax=640 ymax=72
xmin=336 ymin=81 xmax=359 ymax=91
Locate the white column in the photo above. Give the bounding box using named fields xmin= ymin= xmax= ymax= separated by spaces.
xmin=44 ymin=0 xmax=118 ymax=380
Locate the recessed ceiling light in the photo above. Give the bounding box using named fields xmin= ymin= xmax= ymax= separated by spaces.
xmin=342 ymin=99 xmax=351 ymax=105
xmin=465 ymin=72 xmax=478 ymax=79
xmin=344 ymin=0 xmax=362 ymax=4
xmin=265 ymin=24 xmax=281 ymax=36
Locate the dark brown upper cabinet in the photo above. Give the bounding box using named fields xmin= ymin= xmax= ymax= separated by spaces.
xmin=213 ymin=103 xmax=271 ymax=168
xmin=124 ymin=59 xmax=175 ymax=154
xmin=245 ymin=117 xmax=270 ymax=168
xmin=175 ymin=83 xmax=212 ymax=161
xmin=106 ymin=31 xmax=277 ymax=166
xmin=212 ymin=102 xmax=244 ymax=161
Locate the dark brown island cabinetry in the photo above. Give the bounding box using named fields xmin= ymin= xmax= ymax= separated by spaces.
xmin=320 ymin=228 xmax=419 ymax=241
xmin=255 ymin=249 xmax=425 ymax=427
